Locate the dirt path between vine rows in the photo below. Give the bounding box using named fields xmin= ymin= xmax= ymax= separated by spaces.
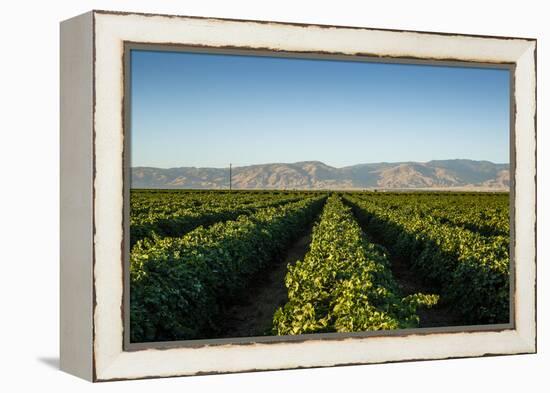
xmin=359 ymin=225 xmax=464 ymax=328
xmin=388 ymin=253 xmax=464 ymax=328
xmin=217 ymin=228 xmax=313 ymax=339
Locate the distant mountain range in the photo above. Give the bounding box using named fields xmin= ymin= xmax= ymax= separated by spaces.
xmin=131 ymin=159 xmax=510 ymax=191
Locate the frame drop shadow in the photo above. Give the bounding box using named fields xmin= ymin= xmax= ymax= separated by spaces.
xmin=37 ymin=357 xmax=59 ymax=370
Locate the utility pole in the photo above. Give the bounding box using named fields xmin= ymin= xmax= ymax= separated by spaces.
xmin=229 ymin=163 xmax=232 ymax=191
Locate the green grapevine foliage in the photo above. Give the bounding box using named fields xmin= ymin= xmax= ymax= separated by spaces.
xmin=130 ymin=195 xmax=326 ymax=342
xmin=343 ymin=192 xmax=509 ymax=323
xmin=272 ymin=195 xmax=438 ymax=335
xmin=129 ymin=189 xmax=510 ymax=342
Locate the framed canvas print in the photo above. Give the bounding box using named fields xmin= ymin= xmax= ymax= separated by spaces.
xmin=60 ymin=10 xmax=537 ymax=382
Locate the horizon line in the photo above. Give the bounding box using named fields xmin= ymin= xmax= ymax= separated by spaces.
xmin=131 ymin=158 xmax=511 ymax=170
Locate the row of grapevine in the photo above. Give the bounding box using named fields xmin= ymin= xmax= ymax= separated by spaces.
xmin=352 ymin=192 xmax=509 ymax=237
xmin=272 ymin=195 xmax=438 ymax=335
xmin=130 ymin=193 xmax=308 ymax=246
xmin=344 ymin=194 xmax=509 ymax=323
xmin=131 ymin=189 xmax=304 ymax=216
xmin=130 ymin=196 xmax=326 ymax=342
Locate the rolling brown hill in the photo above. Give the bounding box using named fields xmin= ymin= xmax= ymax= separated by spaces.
xmin=132 ymin=159 xmax=509 ymax=191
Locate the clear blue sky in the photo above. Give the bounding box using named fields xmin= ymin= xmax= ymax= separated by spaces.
xmin=130 ymin=49 xmax=510 ymax=168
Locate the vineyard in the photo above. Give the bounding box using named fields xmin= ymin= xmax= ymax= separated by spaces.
xmin=129 ymin=189 xmax=510 ymax=343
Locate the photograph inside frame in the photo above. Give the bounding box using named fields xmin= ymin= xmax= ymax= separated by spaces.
xmin=126 ymin=47 xmax=512 ymax=344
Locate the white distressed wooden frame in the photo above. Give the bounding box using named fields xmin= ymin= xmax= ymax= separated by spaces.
xmin=60 ymin=10 xmax=536 ymax=382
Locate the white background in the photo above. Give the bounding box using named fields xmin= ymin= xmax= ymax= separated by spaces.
xmin=0 ymin=0 xmax=546 ymax=391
